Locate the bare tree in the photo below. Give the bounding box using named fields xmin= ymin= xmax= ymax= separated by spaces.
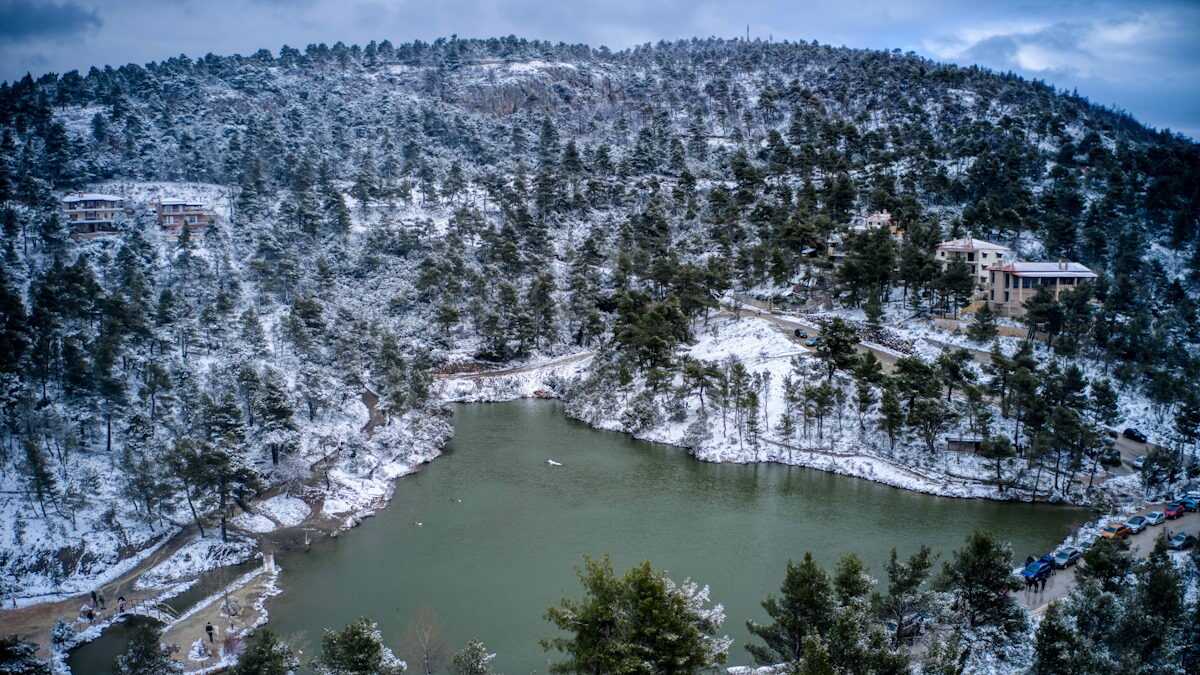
xmin=402 ymin=607 xmax=450 ymax=675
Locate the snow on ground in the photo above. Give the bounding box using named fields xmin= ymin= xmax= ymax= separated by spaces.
xmin=434 ymin=353 xmax=595 ymax=402
xmin=231 ymin=512 xmax=278 ymax=534
xmin=256 ymin=495 xmax=310 ymax=528
xmin=135 ymin=536 xmax=256 ymax=589
xmin=320 ymin=411 xmax=453 ymax=527
xmin=231 ymin=495 xmax=311 ymax=533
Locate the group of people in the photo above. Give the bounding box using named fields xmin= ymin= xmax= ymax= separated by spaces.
xmin=78 ymin=590 xmax=127 ymax=624
xmin=1024 ymin=573 xmax=1049 ymax=592
xmin=1023 ymin=555 xmax=1052 ymax=593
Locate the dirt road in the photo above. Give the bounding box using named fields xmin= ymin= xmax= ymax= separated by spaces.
xmin=720 ymin=302 xmax=905 ymax=371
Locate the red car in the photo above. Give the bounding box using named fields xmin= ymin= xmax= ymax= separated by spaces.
xmin=1164 ymin=502 xmax=1186 ymax=519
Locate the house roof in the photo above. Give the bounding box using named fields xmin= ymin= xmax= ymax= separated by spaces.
xmin=62 ymin=193 xmax=123 ymax=203
xmin=157 ymin=198 xmax=207 ymax=206
xmin=937 ymin=237 xmax=1010 ymax=252
xmin=985 ymin=261 xmax=1097 ymax=278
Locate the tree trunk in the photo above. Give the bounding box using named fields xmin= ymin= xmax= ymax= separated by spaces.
xmin=184 ymin=485 xmax=206 ymax=538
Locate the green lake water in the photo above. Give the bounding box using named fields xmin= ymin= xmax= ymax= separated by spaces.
xmin=72 ymin=400 xmax=1088 ymax=673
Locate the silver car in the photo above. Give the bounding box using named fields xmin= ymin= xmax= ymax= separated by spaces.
xmin=1145 ymin=511 xmax=1166 ymax=526
xmin=1124 ymin=515 xmax=1148 ymax=534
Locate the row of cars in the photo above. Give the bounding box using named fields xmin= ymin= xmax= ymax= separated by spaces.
xmin=1097 ymin=497 xmax=1199 ymax=550
xmin=1022 ymin=497 xmax=1200 ymax=582
xmin=1021 ymin=547 xmax=1081 ymax=583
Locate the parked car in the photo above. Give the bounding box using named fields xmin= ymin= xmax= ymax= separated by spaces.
xmin=1052 ymin=547 xmax=1082 ymax=569
xmin=1100 ymin=523 xmax=1132 ymax=539
xmin=1099 ymin=448 xmax=1122 ymax=467
xmin=1123 ymin=428 xmax=1149 ymax=443
xmin=1124 ymin=516 xmax=1148 ymax=534
xmin=1165 ymin=503 xmax=1187 ymax=519
xmin=804 ymin=336 xmax=822 ymax=347
xmin=793 ymin=328 xmax=808 ymax=338
xmin=1177 ymin=497 xmax=1199 ymax=512
xmin=1146 ymin=511 xmax=1167 ymax=526
xmin=1078 ymin=535 xmax=1099 ymax=551
xmin=1020 ymin=561 xmax=1053 ymax=582
xmin=1168 ymin=532 xmax=1197 ymax=550
xmin=1132 ymin=456 xmax=1146 ymax=469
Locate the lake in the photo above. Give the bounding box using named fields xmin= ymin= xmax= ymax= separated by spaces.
xmin=71 ymin=400 xmax=1087 ymax=673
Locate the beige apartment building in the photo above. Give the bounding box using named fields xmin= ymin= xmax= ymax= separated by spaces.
xmin=936 ymin=237 xmax=1011 ymax=288
xmin=62 ymin=193 xmax=125 ymax=238
xmin=986 ymin=261 xmax=1097 ymax=317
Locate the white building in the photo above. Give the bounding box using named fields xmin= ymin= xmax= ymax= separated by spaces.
xmin=986 ymin=261 xmax=1098 ymax=317
xmin=936 ymin=238 xmax=1011 ymax=288
xmin=62 ymin=193 xmax=125 ymax=238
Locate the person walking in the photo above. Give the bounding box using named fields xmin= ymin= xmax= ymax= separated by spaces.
xmin=117 ymin=596 xmax=126 ymax=614
xmin=1039 ymin=575 xmax=1047 ymax=592
xmin=205 ymin=622 xmax=214 ymax=643
xmin=90 ymin=590 xmax=98 ymax=607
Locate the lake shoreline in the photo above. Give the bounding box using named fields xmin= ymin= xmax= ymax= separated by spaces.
xmin=435 ymin=354 xmax=1112 ymax=507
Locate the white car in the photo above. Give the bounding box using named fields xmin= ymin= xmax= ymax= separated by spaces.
xmin=1132 ymin=456 xmax=1146 ymax=469
xmin=1124 ymin=516 xmax=1148 ymax=534
xmin=1145 ymin=511 xmax=1166 ymax=526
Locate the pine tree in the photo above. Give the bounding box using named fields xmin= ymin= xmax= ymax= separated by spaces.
xmin=814 ymin=317 xmax=859 ymax=381
xmin=967 ymin=302 xmax=998 ymax=343
xmin=113 ymin=621 xmax=182 ymax=675
xmin=0 ymin=265 xmax=30 ymax=374
xmin=879 ymin=386 xmax=905 ymax=451
xmin=20 ymin=437 xmax=55 ymax=516
xmin=0 ymin=635 xmax=51 ymax=675
xmin=256 ymin=367 xmax=297 ymax=464
xmin=313 ymin=617 xmax=405 ymax=675
xmin=526 ymin=273 xmax=557 ymax=349
xmin=745 ymin=553 xmax=835 ymax=667
xmin=451 ymin=640 xmax=495 ymax=675
xmin=230 ymin=630 xmax=299 ymax=675
xmin=542 ymin=555 xmax=728 ymax=674
xmin=940 ymin=531 xmax=1025 ymax=636
xmin=351 ymin=152 xmax=378 ymax=213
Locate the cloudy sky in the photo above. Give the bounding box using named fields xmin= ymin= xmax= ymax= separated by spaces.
xmin=2 ymin=0 xmax=1198 ymax=138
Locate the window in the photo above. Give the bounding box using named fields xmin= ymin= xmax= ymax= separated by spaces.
xmin=1004 ymin=275 xmax=1010 ymax=289
xmin=1004 ymin=291 xmax=1009 ymax=302
xmin=967 ymin=252 xmax=975 ymax=262
xmin=982 ymin=252 xmax=989 ymax=259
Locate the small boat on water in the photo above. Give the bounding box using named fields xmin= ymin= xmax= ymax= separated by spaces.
xmin=547 ymin=459 xmax=563 ymax=466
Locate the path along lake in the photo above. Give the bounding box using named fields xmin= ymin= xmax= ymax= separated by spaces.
xmin=73 ymin=400 xmax=1088 ymax=673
